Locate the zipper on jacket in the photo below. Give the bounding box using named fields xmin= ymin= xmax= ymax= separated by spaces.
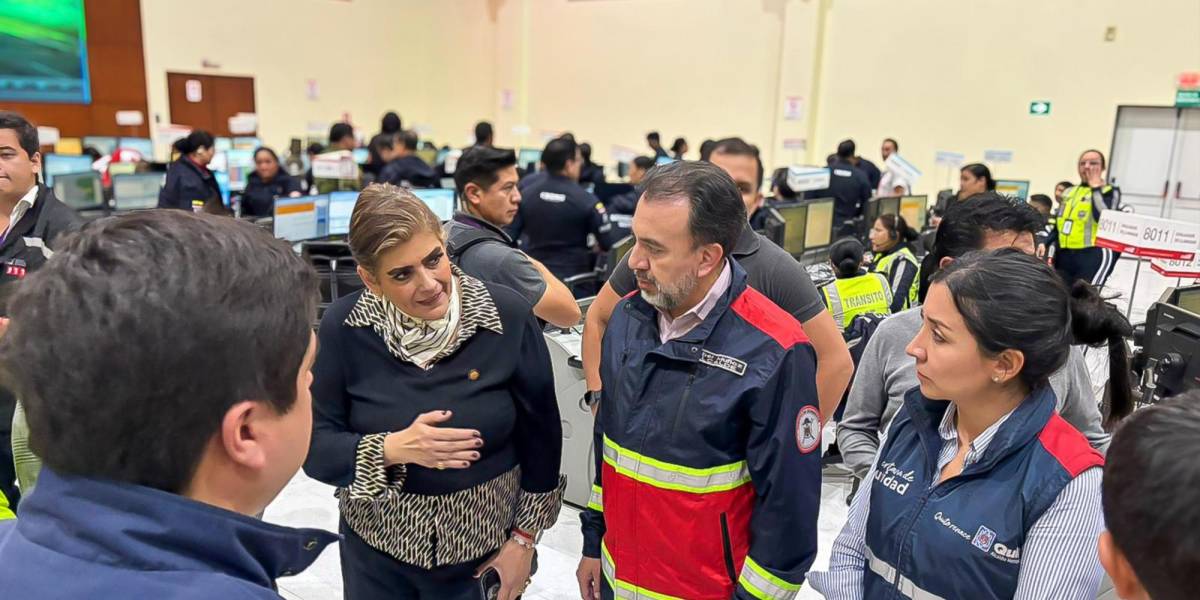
xmin=720 ymin=512 xmax=737 ymax=584
xmin=670 ymin=367 xmax=699 ymax=439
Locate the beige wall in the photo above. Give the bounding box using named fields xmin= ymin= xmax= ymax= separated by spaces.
xmin=139 ymin=0 xmax=494 ymax=155
xmin=137 ymin=0 xmax=1199 ymax=197
xmin=813 ymin=0 xmax=1200 ymax=197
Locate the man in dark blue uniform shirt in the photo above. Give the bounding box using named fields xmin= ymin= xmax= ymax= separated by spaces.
xmin=379 ymin=130 xmax=438 ymax=188
xmin=809 ymin=141 xmax=872 ymax=237
xmin=509 ymin=137 xmax=610 ymax=281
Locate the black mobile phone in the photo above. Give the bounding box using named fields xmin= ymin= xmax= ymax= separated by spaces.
xmin=478 ymin=567 xmax=502 ymax=600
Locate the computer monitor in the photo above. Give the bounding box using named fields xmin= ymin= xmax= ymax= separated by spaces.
xmin=225 ymin=149 xmax=256 ymax=192
xmin=898 ymin=195 xmax=929 ymax=230
xmin=274 ymin=195 xmax=322 ymax=242
xmin=42 ymin=153 xmax=95 ymax=187
xmin=82 ymin=136 xmax=117 ymax=155
xmin=214 ymin=137 xmax=233 ymax=152
xmin=616 ymin=161 xmax=630 ymax=179
xmin=877 ymin=196 xmax=901 ymax=220
xmin=327 ymin=191 xmax=358 ymax=236
xmin=52 ymin=171 xmax=104 ymax=210
xmin=995 ymin=179 xmax=1031 ymax=201
xmin=112 ymin=173 xmax=164 ymax=211
xmin=774 ymin=203 xmax=809 ymax=256
xmin=117 ymin=137 xmax=154 ymax=160
xmin=863 ymin=197 xmax=881 ymax=224
xmin=411 ymin=188 xmax=455 ymax=221
xmin=232 ymin=137 xmax=260 ymax=151
xmin=415 ymin=148 xmax=438 ymax=167
xmin=436 ymin=148 xmax=450 ymax=166
xmin=517 ymin=148 xmax=542 ymax=172
xmin=1176 ymin=286 xmax=1200 ymax=316
xmin=803 ymin=198 xmax=835 ymax=251
xmin=352 ymin=148 xmax=370 ymax=165
xmin=611 ymin=235 xmax=636 ymax=265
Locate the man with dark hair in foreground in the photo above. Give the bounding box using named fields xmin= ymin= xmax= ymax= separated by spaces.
xmin=1100 ymin=390 xmax=1200 ymax=600
xmin=0 ymin=211 xmax=335 ymax=598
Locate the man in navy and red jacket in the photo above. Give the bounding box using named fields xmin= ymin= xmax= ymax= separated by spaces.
xmin=577 ymin=161 xmax=821 ymax=600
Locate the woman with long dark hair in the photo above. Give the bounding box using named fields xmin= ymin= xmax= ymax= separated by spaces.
xmin=867 ymin=213 xmax=920 ymax=312
xmin=812 ymin=249 xmax=1131 ymax=599
xmin=158 ymin=130 xmax=221 ymax=212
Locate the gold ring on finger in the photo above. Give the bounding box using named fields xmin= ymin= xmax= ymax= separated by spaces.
xmin=437 ymin=461 xmax=445 ymax=470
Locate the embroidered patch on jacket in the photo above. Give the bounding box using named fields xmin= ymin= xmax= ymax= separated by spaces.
xmin=972 ymin=526 xmax=997 ymax=553
xmin=700 ymin=350 xmax=747 ymax=376
xmin=796 ymin=406 xmax=821 ymax=454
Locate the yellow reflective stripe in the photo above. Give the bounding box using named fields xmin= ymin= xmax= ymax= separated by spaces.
xmin=588 ymin=484 xmax=603 ymax=512
xmin=0 ymin=489 xmax=13 ymax=521
xmin=738 ymin=557 xmax=801 ymax=599
xmin=601 ymin=542 xmax=684 ymax=600
xmin=602 ymin=435 xmax=750 ymax=493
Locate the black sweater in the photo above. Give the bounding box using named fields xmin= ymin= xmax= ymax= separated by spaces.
xmin=304 ymin=282 xmax=561 ymax=498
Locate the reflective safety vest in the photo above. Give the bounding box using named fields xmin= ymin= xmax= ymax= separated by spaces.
xmin=821 ymin=273 xmax=893 ymax=329
xmin=871 ymin=246 xmax=919 ymax=310
xmin=0 ymin=489 xmax=13 ymax=520
xmin=1057 ymin=185 xmax=1113 ymax=249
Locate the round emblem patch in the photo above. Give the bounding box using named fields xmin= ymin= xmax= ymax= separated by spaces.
xmin=796 ymin=406 xmax=821 ymax=454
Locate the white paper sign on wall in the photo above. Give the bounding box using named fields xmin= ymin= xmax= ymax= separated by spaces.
xmin=934 ymin=151 xmax=965 ymax=167
xmin=36 ymin=126 xmax=60 ymax=145
xmin=185 ymin=80 xmax=203 ymax=103
xmin=228 ymin=113 xmax=258 ymax=135
xmin=984 ymin=149 xmax=1014 ymax=163
xmin=783 ymin=96 xmax=803 ymax=121
xmin=1095 ymin=211 xmax=1199 ymax=261
xmin=782 ymin=138 xmax=807 ymax=151
xmin=116 ymin=110 xmax=145 ymax=126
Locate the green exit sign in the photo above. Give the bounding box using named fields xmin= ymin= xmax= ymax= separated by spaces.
xmin=1029 ymin=101 xmax=1051 ymax=116
xmin=1177 ymin=89 xmax=1200 ymax=108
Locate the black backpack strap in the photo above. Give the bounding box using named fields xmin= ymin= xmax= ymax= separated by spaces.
xmin=446 ymin=227 xmax=504 ymax=261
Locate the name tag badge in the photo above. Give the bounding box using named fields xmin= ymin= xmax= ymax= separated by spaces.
xmin=4 ymin=258 xmax=27 ymax=279
xmin=700 ymin=350 xmax=747 ymax=376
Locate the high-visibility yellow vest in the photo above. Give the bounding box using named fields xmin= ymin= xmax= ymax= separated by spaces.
xmin=871 ymin=246 xmax=920 ymax=309
xmin=0 ymin=488 xmax=14 ymax=520
xmin=821 ymin=272 xmax=893 ymax=329
xmin=1057 ymin=185 xmax=1113 ymax=249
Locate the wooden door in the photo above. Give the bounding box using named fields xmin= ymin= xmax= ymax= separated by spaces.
xmin=166 ymin=73 xmax=256 ymax=136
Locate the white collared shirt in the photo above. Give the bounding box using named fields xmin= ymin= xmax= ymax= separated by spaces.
xmin=656 ymin=260 xmax=732 ymax=344
xmin=3 ymin=185 xmax=38 ymax=243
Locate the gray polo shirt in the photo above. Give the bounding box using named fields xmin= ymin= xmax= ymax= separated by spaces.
xmin=836 ymin=307 xmax=1111 ymax=479
xmin=444 ymin=213 xmax=546 ymax=308
xmin=608 ymin=223 xmax=825 ymax=324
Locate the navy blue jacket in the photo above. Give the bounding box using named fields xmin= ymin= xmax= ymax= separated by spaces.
xmin=241 ymin=171 xmax=303 ymax=217
xmin=0 ymin=469 xmax=336 ymax=599
xmin=378 ymin=155 xmax=439 ymax=189
xmin=158 ymin=156 xmax=221 ymax=211
xmin=809 ymin=159 xmax=871 ymax=224
xmin=304 ymin=282 xmax=560 ymax=498
xmin=864 ymin=386 xmax=1103 ymax=600
xmin=508 ymin=173 xmax=608 ymax=280
xmin=581 ymin=260 xmax=821 ymax=599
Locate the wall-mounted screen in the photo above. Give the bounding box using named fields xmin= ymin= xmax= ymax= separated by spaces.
xmin=0 ymin=0 xmax=92 ymax=103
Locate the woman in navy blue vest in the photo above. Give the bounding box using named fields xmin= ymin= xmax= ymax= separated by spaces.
xmin=811 ymin=249 xmax=1133 ymax=600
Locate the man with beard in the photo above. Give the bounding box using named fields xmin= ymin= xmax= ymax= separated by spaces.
xmin=575 ymin=161 xmax=820 ymax=600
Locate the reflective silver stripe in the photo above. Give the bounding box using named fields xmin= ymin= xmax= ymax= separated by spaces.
xmin=875 ymin=273 xmax=894 ymax=307
xmin=1082 ymin=188 xmax=1098 ymax=244
xmin=588 ymin=485 xmax=603 ymax=511
xmin=824 ymin=285 xmax=845 ymax=325
xmin=21 ymin=237 xmax=52 ymax=260
xmin=737 ymin=561 xmax=799 ymax=599
xmin=601 ymin=440 xmax=750 ymax=493
xmin=865 ymin=547 xmax=946 ymax=600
